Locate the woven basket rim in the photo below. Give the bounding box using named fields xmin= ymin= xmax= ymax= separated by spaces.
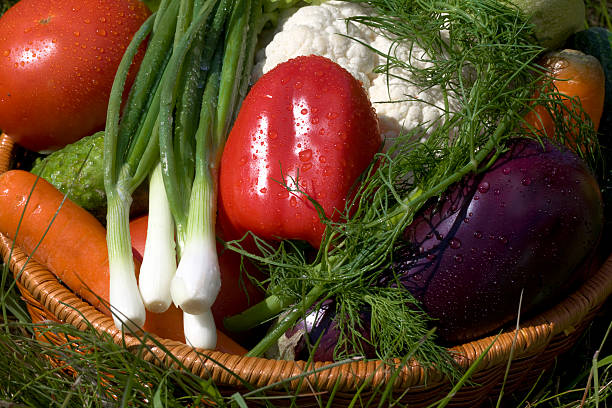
xmin=1 ymin=131 xmax=611 ymax=394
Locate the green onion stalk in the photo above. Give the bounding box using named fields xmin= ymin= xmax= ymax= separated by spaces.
xmin=104 ymin=6 xmax=169 ymax=332
xmin=137 ymin=0 xmax=224 ymax=316
xmin=156 ymin=0 xmax=261 ymax=347
xmin=104 ymin=0 xmax=277 ymax=347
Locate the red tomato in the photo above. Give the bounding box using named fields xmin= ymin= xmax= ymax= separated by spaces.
xmin=129 ymin=212 xmax=148 ymax=262
xmin=0 ymin=0 xmax=150 ymax=152
xmin=218 ymin=55 xmax=381 ymax=248
xmin=129 ymin=215 xmax=265 ymax=329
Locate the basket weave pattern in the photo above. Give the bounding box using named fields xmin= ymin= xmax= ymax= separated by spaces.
xmin=1 ymin=132 xmax=611 ymax=406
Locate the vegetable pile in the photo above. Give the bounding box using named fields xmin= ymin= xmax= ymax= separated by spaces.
xmin=0 ymin=0 xmax=609 ymax=372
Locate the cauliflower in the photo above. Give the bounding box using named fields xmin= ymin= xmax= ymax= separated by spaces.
xmin=252 ymin=1 xmax=453 ymax=143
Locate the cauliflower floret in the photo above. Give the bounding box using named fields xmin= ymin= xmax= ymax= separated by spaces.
xmin=253 ymin=1 xmax=454 ymax=144
xmin=368 ymin=36 xmax=450 ymax=141
xmin=252 ymin=1 xmax=378 ymax=88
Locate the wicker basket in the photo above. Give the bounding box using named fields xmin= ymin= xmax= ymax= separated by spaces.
xmin=1 ymin=131 xmax=611 ymax=407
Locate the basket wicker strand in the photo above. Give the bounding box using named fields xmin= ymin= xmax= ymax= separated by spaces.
xmin=1 ymin=131 xmax=611 ymax=407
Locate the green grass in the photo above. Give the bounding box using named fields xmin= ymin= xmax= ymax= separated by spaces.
xmin=0 ymin=1 xmax=611 ymax=407
xmin=0 ymin=290 xmax=609 ymax=407
xmin=585 ymin=0 xmax=611 ymax=30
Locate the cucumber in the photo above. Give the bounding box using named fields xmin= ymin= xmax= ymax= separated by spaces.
xmin=31 ymin=132 xmax=148 ymax=223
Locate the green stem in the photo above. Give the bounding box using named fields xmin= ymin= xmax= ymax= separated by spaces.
xmin=233 ymin=0 xmax=263 ymax=122
xmin=106 ymin=190 xmax=134 ymax=276
xmin=158 ymin=0 xmax=217 ymax=232
xmin=384 ymin=113 xmax=513 ymax=228
xmin=246 ymin=285 xmax=326 ymax=358
xmin=129 ymin=116 xmax=161 ymax=191
xmin=117 ymin=1 xmax=179 ymax=169
xmin=106 ymin=184 xmax=145 ymax=330
xmin=104 ymin=13 xmax=156 ymax=189
xmin=213 ymin=0 xmax=251 ymax=157
xmin=223 ymin=294 xmax=295 ymax=333
xmin=142 ymin=0 xmax=162 ymax=13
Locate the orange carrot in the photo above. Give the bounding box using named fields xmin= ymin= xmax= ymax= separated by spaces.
xmin=0 ymin=169 xmax=246 ymax=355
xmin=525 ymin=49 xmax=605 ymax=145
xmin=0 ymin=169 xmax=111 ymax=310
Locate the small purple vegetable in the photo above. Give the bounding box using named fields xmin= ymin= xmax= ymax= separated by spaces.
xmin=390 ymin=139 xmax=604 ymax=343
xmin=272 ymin=300 xmax=375 ymax=362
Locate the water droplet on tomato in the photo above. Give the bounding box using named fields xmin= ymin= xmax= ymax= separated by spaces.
xmin=97 ymin=29 xmax=107 ymax=37
xmin=260 ymin=187 xmax=267 ymax=194
xmin=326 ymin=112 xmax=338 ymax=120
xmin=502 ymin=167 xmax=511 ymax=175
xmin=319 ymin=156 xmax=326 ymax=163
xmin=474 ymin=231 xmax=483 ymax=239
xmin=299 ymin=149 xmax=312 ymax=162
xmin=74 ymin=31 xmax=80 ymax=37
xmin=521 ymin=177 xmax=531 ymax=186
xmin=290 ymin=196 xmax=297 ymax=207
xmin=301 ymin=108 xmax=308 ymax=115
xmin=302 ymin=162 xmax=313 ymax=171
xmin=3 ymin=50 xmax=9 ymax=57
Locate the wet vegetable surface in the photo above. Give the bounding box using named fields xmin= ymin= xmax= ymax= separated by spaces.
xmin=389 ymin=139 xmax=604 ymax=343
xmin=0 ymin=0 xmax=150 ymax=152
xmin=218 ymin=55 xmax=381 ymax=248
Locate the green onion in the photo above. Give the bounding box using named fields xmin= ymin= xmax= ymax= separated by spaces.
xmin=104 ymin=0 xmax=269 ymax=348
xmin=104 ymin=12 xmax=157 ymax=332
xmin=137 ymin=163 xmax=177 ymax=313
